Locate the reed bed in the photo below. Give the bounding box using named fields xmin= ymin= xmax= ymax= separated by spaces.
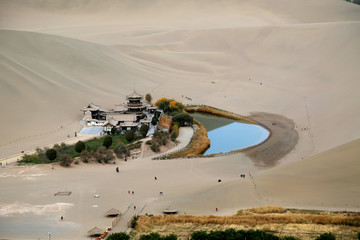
xmin=238 ymin=206 xmax=287 ymax=215
xmin=167 ymin=120 xmax=210 ymax=158
xmin=185 ymin=106 xmax=257 ymax=124
xmin=136 ymin=212 xmax=360 ymax=230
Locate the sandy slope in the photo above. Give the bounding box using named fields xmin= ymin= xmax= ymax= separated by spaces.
xmin=256 ymin=138 xmax=360 ymax=210
xmin=0 ymin=0 xmax=360 ymax=238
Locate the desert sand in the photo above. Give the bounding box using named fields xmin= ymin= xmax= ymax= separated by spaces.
xmin=0 ymin=0 xmax=360 ymax=239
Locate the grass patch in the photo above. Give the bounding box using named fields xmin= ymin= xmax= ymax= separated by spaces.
xmin=18 ymin=134 xmax=139 ymax=165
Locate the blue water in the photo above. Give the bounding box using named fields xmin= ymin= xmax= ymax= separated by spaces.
xmin=204 ymin=122 xmax=269 ymax=155
xmin=191 ymin=112 xmax=269 ymax=155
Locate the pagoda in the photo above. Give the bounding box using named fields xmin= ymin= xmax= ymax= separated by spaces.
xmin=126 ymin=90 xmax=147 ymax=113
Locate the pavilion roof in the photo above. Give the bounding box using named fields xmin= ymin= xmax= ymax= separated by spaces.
xmin=120 ymin=122 xmax=138 ymax=127
xmin=126 ymin=90 xmax=143 ymax=99
xmin=113 ymin=104 xmax=127 ymax=112
xmin=87 ymin=227 xmax=102 ymax=235
xmin=111 ymin=114 xmax=136 ymax=122
xmin=140 ymin=118 xmax=151 ymax=123
xmin=105 ymin=208 xmax=120 ymax=216
xmin=103 ymin=118 xmax=118 ymax=127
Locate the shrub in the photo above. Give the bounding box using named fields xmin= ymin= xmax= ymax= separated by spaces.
xmin=172 ymin=113 xmax=193 ymax=126
xmin=46 ymin=148 xmax=57 ymax=161
xmin=130 ymin=216 xmax=138 ymax=228
xmin=103 ymin=149 xmax=115 ymax=163
xmin=80 ymin=150 xmax=91 ymax=163
xmin=126 ymin=130 xmax=135 ymax=142
xmin=74 ymin=160 xmax=79 ymax=165
xmin=171 ymin=131 xmax=177 ymax=142
xmin=316 ymin=232 xmax=336 ymax=240
xmin=114 ymin=143 xmax=128 ymax=158
xmin=150 ymin=142 xmax=160 ymax=152
xmin=19 ymin=154 xmax=43 ymax=165
xmin=146 ymin=140 xmax=152 ymax=145
xmin=111 ymin=127 xmax=117 ymax=135
xmin=154 ymin=130 xmax=170 ymax=146
xmin=191 ymin=229 xmax=283 ymax=240
xmin=103 ymin=136 xmax=113 ymax=149
xmin=140 ymin=124 xmax=150 ymax=137
xmin=53 ymin=143 xmax=61 ymax=150
xmin=75 ymin=141 xmax=86 ymax=153
xmin=59 ymin=154 xmax=73 ymax=167
xmin=173 ymin=123 xmax=179 ymax=136
xmin=35 ymin=147 xmax=48 ymax=161
xmin=107 ymin=232 xmax=130 ymax=240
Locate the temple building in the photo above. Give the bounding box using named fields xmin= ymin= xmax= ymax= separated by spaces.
xmin=81 ymin=91 xmax=157 ymax=132
xmin=126 ymin=91 xmax=147 ymax=113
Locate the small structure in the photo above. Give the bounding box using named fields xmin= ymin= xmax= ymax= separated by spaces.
xmin=54 ymin=191 xmax=72 ymax=196
xmin=105 ymin=208 xmax=121 ymax=217
xmin=162 ymin=206 xmax=178 ymax=215
xmin=87 ymin=227 xmax=102 ymax=237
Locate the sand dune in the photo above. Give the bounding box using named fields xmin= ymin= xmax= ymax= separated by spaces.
xmin=0 ymin=0 xmax=359 ymax=164
xmin=256 ymin=138 xmax=360 ymax=210
xmin=0 ymin=0 xmax=359 ymax=238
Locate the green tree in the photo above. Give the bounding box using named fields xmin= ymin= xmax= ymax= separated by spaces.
xmin=172 ymin=113 xmax=193 ymax=126
xmin=75 ymin=141 xmax=86 ymax=153
xmin=125 ymin=130 xmax=135 ymax=142
xmin=111 ymin=126 xmax=117 ymax=135
xmin=46 ymin=148 xmax=57 ymax=161
xmin=140 ymin=124 xmax=150 ymax=137
xmin=145 ymin=93 xmax=152 ymax=103
xmin=163 ymin=234 xmax=177 ymax=240
xmin=151 ymin=116 xmax=158 ymax=125
xmin=107 ymin=232 xmax=130 ymax=240
xmin=316 ymin=232 xmax=336 ymax=240
xmin=103 ymin=136 xmax=113 ymax=149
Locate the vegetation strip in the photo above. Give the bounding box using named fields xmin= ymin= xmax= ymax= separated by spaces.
xmin=130 ymin=207 xmax=360 ymax=240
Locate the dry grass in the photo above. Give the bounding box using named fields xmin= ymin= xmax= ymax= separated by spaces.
xmin=158 ymin=115 xmax=172 ymax=129
xmin=185 ymin=106 xmax=257 ymax=124
xmin=132 ymin=208 xmax=360 ymax=240
xmin=239 ymin=206 xmax=287 ymax=214
xmin=167 ymin=120 xmax=210 ymax=158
